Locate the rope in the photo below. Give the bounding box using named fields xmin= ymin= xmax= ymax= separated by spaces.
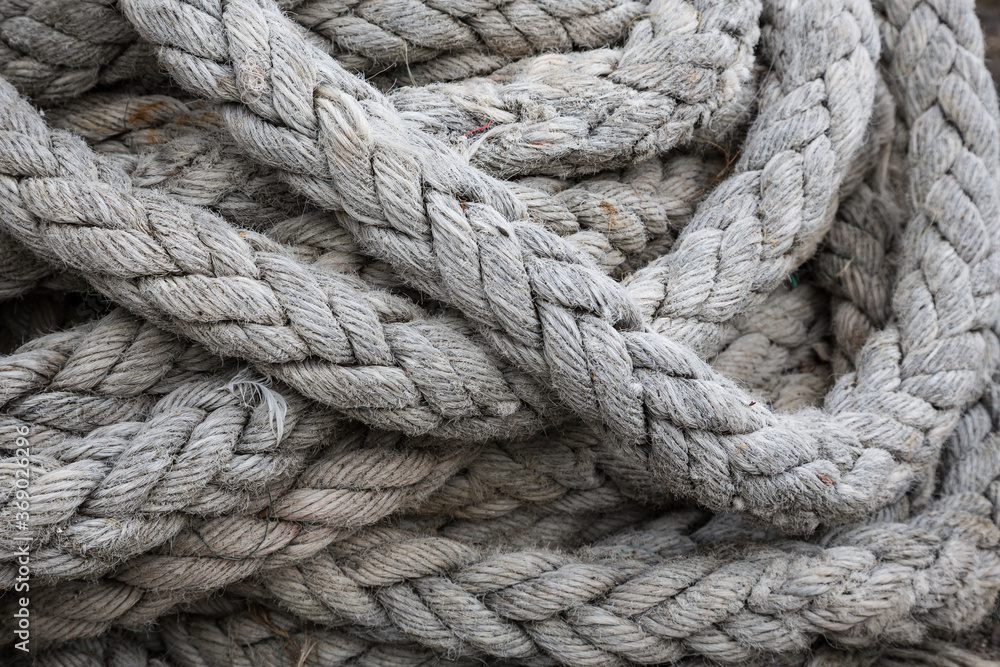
xmin=105 ymin=0 xmax=994 ymax=534
xmin=0 ymin=0 xmax=650 ymax=105
xmin=0 ymin=273 xmax=823 ymax=607
xmin=0 ymin=0 xmax=999 ymax=663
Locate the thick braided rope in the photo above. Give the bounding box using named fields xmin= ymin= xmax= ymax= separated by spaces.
xmin=290 ymin=0 xmax=652 ymax=83
xmin=0 ymin=265 xmax=831 ymax=591
xmin=0 ymin=284 xmax=829 ymax=636
xmin=48 ymin=92 xmax=687 ymax=274
xmin=0 ymin=0 xmax=649 ymax=106
xmin=0 ymin=0 xmax=164 ymax=105
xmin=0 ymin=91 xmax=694 ymax=298
xmin=623 ymin=1 xmax=880 ymax=354
xmin=872 ymin=0 xmax=1000 ymax=397
xmin=21 ymin=616 xmax=1000 ymax=667
xmin=48 ymin=92 xmax=714 ymax=245
xmin=206 ymin=498 xmax=1000 ymax=665
xmin=0 ymin=0 xmax=942 ymax=532
xmin=0 ymin=399 xmax=477 ymax=587
xmin=10 ymin=379 xmax=997 ymax=651
xmin=113 ymin=0 xmax=863 ymax=416
xmin=17 ymin=422 xmax=1000 ymax=664
xmin=0 ymin=372 xmax=333 ymax=580
xmin=710 ymin=283 xmax=832 ymax=412
xmin=5 ymin=41 xmax=1000 ymax=667
xmin=16 ymin=626 xmax=1000 ymax=667
xmin=0 ymin=81 xmax=591 ymax=441
xmin=6 ymin=510 xmax=700 ymax=644
xmin=3 ymin=479 xmax=660 ymax=642
xmin=10 ymin=111 xmax=818 ymax=428
xmin=1 ymin=479 xmax=650 ymax=640
xmin=941 ymin=372 xmax=1000 ymax=517
xmin=0 ymin=282 xmax=829 ymax=586
xmin=0 ymin=314 xmax=502 ymax=583
xmin=0 ymin=232 xmax=80 ymax=299
xmin=27 ymin=90 xmax=736 ymax=356
xmin=384 ymin=0 xmax=760 ymax=177
xmin=6 ymin=630 xmax=174 ymax=667
xmin=17 ymin=607 xmax=467 ymax=667
xmin=0 ymin=353 xmax=638 ymax=595
xmin=811 ymin=75 xmax=907 ymax=379
xmin=584 ymin=0 xmax=1000 ymax=513
xmin=0 ymin=0 xmax=996 ymax=664
xmin=0 ymin=5 xmax=996 ymax=656
xmin=0 ymin=0 xmax=984 ymax=552
xmin=404 ymin=487 xmax=656 ymax=552
xmin=339 ymin=0 xmax=881 ymax=350
xmin=0 ymin=0 xmax=755 ymax=177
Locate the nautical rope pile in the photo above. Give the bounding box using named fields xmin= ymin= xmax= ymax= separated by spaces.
xmin=0 ymin=0 xmax=999 ymax=664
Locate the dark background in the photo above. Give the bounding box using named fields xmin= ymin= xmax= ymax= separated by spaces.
xmin=982 ymin=1 xmax=1000 ymax=83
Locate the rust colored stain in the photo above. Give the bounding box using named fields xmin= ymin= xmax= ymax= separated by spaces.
xmin=599 ymin=200 xmax=621 ymax=229
xmin=126 ymin=99 xmax=173 ymax=126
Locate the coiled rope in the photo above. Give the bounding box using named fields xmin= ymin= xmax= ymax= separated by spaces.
xmin=0 ymin=0 xmax=999 ymax=664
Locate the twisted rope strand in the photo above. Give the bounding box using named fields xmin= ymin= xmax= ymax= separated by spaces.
xmin=0 ymin=251 xmax=831 ymax=593
xmin=47 ymin=92 xmax=698 ymax=274
xmin=0 ymin=0 xmax=650 ymax=106
xmin=385 ymin=0 xmax=761 ymax=177
xmin=0 ymin=0 xmax=999 ymax=662
xmin=0 ymin=79 xmax=585 ymax=440
xmin=208 ymin=498 xmax=1000 ymax=665
xmin=109 ymin=3 xmax=916 ymax=536
xmin=0 ymin=0 xmax=942 ymax=532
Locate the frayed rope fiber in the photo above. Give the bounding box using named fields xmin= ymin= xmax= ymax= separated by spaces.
xmin=1 ymin=0 xmax=1000 ymax=665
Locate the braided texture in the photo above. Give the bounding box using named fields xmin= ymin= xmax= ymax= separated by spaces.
xmin=102 ymin=0 xmax=957 ymax=536
xmin=389 ymin=0 xmax=760 ymax=177
xmin=0 ymin=78 xmax=593 ymax=440
xmin=0 ymin=0 xmax=999 ymax=662
xmin=190 ymin=501 xmax=1000 ymax=665
xmin=0 ymin=0 xmax=650 ymax=106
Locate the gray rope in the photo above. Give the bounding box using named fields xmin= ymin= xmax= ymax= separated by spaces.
xmin=46 ymin=92 xmax=697 ymax=274
xmin=386 ymin=0 xmax=761 ymax=177
xmin=182 ymin=498 xmax=1000 ymax=665
xmin=0 ymin=78 xmax=585 ymax=440
xmin=17 ymin=626 xmax=1000 ymax=667
xmin=0 ymin=0 xmax=164 ymax=105
xmin=291 ymin=0 xmax=652 ymax=84
xmin=55 ymin=0 xmax=929 ymax=534
xmin=0 ymin=313 xmax=467 ymax=583
xmin=0 ymin=0 xmax=976 ymax=534
xmin=0 ymin=0 xmax=999 ymax=661
xmin=0 ymin=0 xmax=649 ymax=106
xmin=0 ymin=245 xmax=828 ymax=593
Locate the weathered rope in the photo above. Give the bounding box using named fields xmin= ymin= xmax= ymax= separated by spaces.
xmin=0 ymin=0 xmax=983 ymax=536
xmin=116 ymin=0 xmax=870 ymax=355
xmin=0 ymin=78 xmax=590 ymax=440
xmin=17 ymin=614 xmax=1000 ymax=667
xmin=0 ymin=0 xmax=998 ymax=661
xmin=375 ymin=0 xmax=761 ymax=177
xmin=0 ymin=0 xmax=650 ymax=106
xmin=45 ymin=92 xmax=709 ymax=275
xmin=209 ymin=495 xmax=999 ymax=665
xmin=290 ymin=0 xmax=653 ymax=84
xmin=17 ymin=491 xmax=996 ymax=663
xmin=0 ymin=0 xmax=919 ymax=535
xmin=0 ymin=276 xmax=823 ymax=623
